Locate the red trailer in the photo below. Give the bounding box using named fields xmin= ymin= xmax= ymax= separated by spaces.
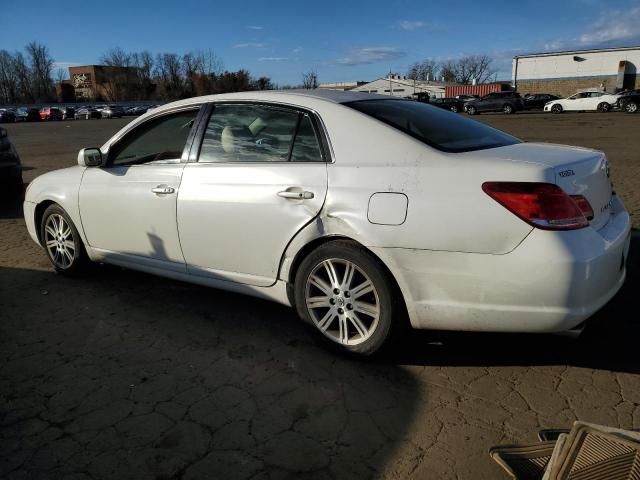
xmin=445 ymin=83 xmax=512 ymax=98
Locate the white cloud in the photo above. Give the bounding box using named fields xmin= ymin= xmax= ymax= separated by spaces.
xmin=577 ymin=6 xmax=640 ymax=46
xmin=336 ymin=47 xmax=406 ymax=66
xmin=398 ymin=20 xmax=425 ymax=31
xmin=233 ymin=42 xmax=265 ymax=48
xmin=292 ymin=47 xmax=303 ymax=54
xmin=246 ymin=25 xmax=263 ymax=30
xmin=258 ymin=57 xmax=288 ymax=61
xmin=395 ymin=20 xmax=445 ymax=32
xmin=542 ymin=5 xmax=640 ymax=52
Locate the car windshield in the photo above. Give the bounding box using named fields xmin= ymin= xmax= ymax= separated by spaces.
xmin=345 ymin=99 xmax=520 ymax=153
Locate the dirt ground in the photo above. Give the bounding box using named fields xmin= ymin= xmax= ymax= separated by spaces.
xmin=1 ymin=113 xmax=639 ymax=480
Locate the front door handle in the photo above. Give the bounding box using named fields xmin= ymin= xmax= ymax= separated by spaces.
xmin=278 ymin=190 xmax=314 ymax=200
xmin=151 ymin=185 xmax=175 ymax=195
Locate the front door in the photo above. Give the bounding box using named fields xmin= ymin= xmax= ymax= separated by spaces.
xmin=177 ymin=102 xmax=328 ymax=286
xmin=79 ymin=107 xmax=201 ymax=272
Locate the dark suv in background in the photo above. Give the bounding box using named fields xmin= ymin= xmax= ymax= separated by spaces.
xmin=617 ymin=89 xmax=640 ymax=113
xmin=465 ymin=92 xmax=524 ymax=115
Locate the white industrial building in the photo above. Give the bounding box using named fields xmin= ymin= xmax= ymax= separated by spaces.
xmin=350 ymin=74 xmax=447 ymax=99
xmin=513 ymin=46 xmax=640 ymax=96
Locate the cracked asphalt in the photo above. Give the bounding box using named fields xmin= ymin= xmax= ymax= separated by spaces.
xmin=1 ymin=113 xmax=639 ymax=479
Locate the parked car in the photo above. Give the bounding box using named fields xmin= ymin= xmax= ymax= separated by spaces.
xmin=58 ymin=106 xmax=76 ymax=120
xmin=40 ymin=107 xmax=63 ymax=121
xmin=101 ymin=105 xmax=125 ymax=119
xmin=430 ymin=97 xmax=466 ymax=113
xmin=543 ymin=90 xmax=621 ymax=113
xmin=0 ymin=127 xmax=22 ymax=195
xmin=126 ymin=105 xmax=149 ymax=116
xmin=465 ymin=92 xmax=525 ymax=114
xmin=74 ymin=107 xmax=101 ymax=120
xmin=616 ymin=90 xmax=640 ymax=114
xmin=23 ymin=91 xmax=630 ymax=356
xmin=15 ymin=107 xmax=41 ymax=122
xmin=0 ymin=109 xmax=16 ymax=123
xmin=523 ymin=93 xmax=560 ymax=110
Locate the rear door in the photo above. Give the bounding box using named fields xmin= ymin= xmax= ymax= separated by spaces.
xmin=177 ymin=102 xmax=329 ymax=287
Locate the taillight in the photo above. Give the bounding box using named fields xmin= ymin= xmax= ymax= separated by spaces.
xmin=570 ymin=195 xmax=594 ymax=221
xmin=482 ymin=182 xmax=589 ymax=230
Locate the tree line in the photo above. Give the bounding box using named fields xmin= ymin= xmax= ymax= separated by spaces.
xmin=0 ymin=42 xmax=55 ymax=104
xmin=407 ymin=55 xmax=496 ymax=84
xmin=0 ymin=43 xmax=305 ymax=105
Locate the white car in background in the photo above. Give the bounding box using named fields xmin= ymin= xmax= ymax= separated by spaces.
xmin=544 ymin=89 xmax=621 ymax=113
xmin=23 ymin=90 xmax=631 ymax=355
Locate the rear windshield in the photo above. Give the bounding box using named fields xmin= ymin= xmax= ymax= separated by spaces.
xmin=345 ymin=99 xmax=520 ymax=153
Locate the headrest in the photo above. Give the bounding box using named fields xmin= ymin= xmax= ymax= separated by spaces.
xmin=221 ymin=126 xmax=253 ymax=154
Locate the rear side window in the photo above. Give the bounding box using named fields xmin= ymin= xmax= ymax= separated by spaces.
xmin=345 ymin=99 xmax=520 ymax=153
xmin=199 ymin=104 xmax=324 ymax=163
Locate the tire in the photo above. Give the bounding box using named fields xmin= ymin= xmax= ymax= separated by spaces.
xmin=294 ymin=240 xmax=404 ymax=356
xmin=625 ymin=101 xmax=638 ymax=113
xmin=40 ymin=204 xmax=88 ymax=275
xmin=597 ymin=102 xmax=611 ymax=113
xmin=551 ymin=104 xmax=563 ymax=114
xmin=466 ymin=105 xmax=477 ymax=115
xmin=503 ymin=103 xmax=514 ymax=114
xmin=450 ymin=105 xmax=459 ymax=113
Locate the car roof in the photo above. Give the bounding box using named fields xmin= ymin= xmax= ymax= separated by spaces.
xmin=152 ymin=89 xmax=392 ymax=113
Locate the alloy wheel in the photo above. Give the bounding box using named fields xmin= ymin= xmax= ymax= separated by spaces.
xmin=305 ymin=258 xmax=380 ymax=346
xmin=626 ymin=102 xmax=638 ymax=113
xmin=44 ymin=214 xmax=76 ymax=269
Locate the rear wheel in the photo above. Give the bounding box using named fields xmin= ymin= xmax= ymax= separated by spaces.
xmin=503 ymin=103 xmax=514 ymax=114
xmin=294 ymin=241 xmax=403 ymax=356
xmin=625 ymin=101 xmax=638 ymax=113
xmin=40 ymin=204 xmax=88 ymax=275
xmin=450 ymin=105 xmax=459 ymax=113
xmin=597 ymin=102 xmax=611 ymax=112
xmin=551 ymin=104 xmax=563 ymax=114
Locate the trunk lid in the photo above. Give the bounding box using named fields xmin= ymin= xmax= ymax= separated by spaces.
xmin=467 ymin=142 xmax=613 ymax=230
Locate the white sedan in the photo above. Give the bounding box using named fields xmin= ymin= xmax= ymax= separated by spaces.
xmin=544 ymin=90 xmax=621 ymax=113
xmin=24 ymin=90 xmax=631 ymax=355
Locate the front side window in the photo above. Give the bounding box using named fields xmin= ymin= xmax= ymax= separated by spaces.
xmin=108 ymin=109 xmax=198 ymax=166
xmin=345 ymin=99 xmax=520 ymax=153
xmin=199 ymin=104 xmax=323 ymax=163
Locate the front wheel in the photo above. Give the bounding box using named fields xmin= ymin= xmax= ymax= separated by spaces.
xmin=466 ymin=105 xmax=477 ymax=115
xmin=625 ymin=101 xmax=638 ymax=113
xmin=503 ymin=104 xmax=514 ymax=114
xmin=40 ymin=204 xmax=88 ymax=275
xmin=450 ymin=105 xmax=459 ymax=113
xmin=551 ymin=104 xmax=563 ymax=114
xmin=597 ymin=102 xmax=611 ymax=112
xmin=294 ymin=241 xmax=403 ymax=356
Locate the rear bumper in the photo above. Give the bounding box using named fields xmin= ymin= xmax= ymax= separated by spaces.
xmin=375 ymin=195 xmax=631 ymax=332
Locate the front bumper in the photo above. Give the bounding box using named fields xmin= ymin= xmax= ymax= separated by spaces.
xmin=375 ymin=195 xmax=631 ymax=333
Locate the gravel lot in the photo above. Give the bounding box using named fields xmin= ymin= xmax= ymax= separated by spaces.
xmin=1 ymin=113 xmax=639 ymax=480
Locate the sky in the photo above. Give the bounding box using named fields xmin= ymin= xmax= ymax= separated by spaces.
xmin=2 ymin=0 xmax=640 ymax=85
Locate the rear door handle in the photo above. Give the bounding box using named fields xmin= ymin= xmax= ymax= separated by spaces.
xmin=151 ymin=185 xmax=175 ymax=195
xmin=278 ymin=190 xmax=314 ymax=200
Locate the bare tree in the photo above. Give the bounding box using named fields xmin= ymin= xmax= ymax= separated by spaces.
xmin=131 ymin=51 xmax=155 ymax=99
xmin=0 ymin=50 xmax=20 ymax=104
xmin=407 ymin=59 xmax=439 ymax=81
xmin=155 ymin=53 xmax=184 ymax=99
xmin=12 ymin=52 xmax=34 ymax=102
xmin=25 ymin=41 xmax=54 ymax=101
xmin=54 ymin=68 xmax=67 ymax=84
xmin=301 ymin=69 xmax=318 ymax=89
xmin=440 ymin=55 xmax=495 ymax=84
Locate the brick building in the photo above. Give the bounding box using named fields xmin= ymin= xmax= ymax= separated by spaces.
xmin=67 ymin=65 xmax=140 ymax=102
xmin=513 ymin=46 xmax=640 ymax=97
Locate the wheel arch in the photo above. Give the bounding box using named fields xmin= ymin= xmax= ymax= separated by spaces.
xmin=282 ymin=233 xmax=412 ymax=327
xmin=34 ymin=199 xmax=57 ymax=245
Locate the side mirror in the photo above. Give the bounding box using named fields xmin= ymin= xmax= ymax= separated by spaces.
xmin=78 ymin=147 xmax=103 ymax=167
